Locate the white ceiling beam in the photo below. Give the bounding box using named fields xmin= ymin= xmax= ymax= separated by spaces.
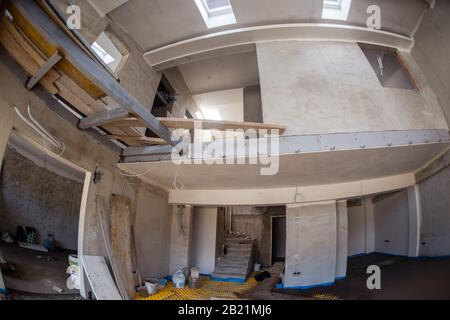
xmin=144 ymin=23 xmax=414 ymax=70
xmin=168 ymin=173 xmax=416 ymax=206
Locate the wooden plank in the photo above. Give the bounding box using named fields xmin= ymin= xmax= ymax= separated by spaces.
xmin=13 ymin=0 xmax=173 ymax=143
xmin=81 ymin=255 xmax=122 ymax=300
xmin=96 ymin=195 xmax=128 ymax=300
xmin=55 ymin=75 xmax=108 ymax=113
xmin=106 ymin=135 xmax=166 ymax=145
xmin=110 ymin=194 xmax=135 ymax=298
xmin=7 ymin=3 xmax=106 ymax=99
xmin=103 ymin=117 xmax=146 ymax=128
xmin=158 ymin=117 xmax=287 ymax=134
xmin=0 ymin=17 xmax=59 ymax=94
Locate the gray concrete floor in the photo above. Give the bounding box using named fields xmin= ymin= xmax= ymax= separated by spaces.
xmin=0 ymin=241 xmax=80 ymax=299
xmin=275 ymin=253 xmax=450 ymax=300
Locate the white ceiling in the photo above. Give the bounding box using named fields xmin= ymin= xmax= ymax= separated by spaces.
xmin=118 ymin=143 xmax=449 ymax=190
xmin=179 ymin=51 xmax=259 ymax=94
xmin=109 ymin=0 xmax=426 ymax=52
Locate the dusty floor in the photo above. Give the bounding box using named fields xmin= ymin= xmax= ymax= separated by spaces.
xmin=0 ymin=241 xmax=80 ymax=298
xmin=275 ymin=254 xmax=450 ymax=300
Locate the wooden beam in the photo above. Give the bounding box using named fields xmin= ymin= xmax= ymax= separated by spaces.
xmin=13 ymin=0 xmax=173 ymax=144
xmin=102 ymin=117 xmax=145 ymax=128
xmin=78 ymin=108 xmax=130 ymax=129
xmin=26 ymin=50 xmax=62 ymax=89
xmin=158 ymin=117 xmax=286 ymax=134
xmin=106 ymin=135 xmax=166 ymax=145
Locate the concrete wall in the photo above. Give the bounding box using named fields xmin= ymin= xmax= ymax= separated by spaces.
xmin=257 ymin=41 xmax=448 ymax=135
xmin=189 ymin=207 xmax=218 ymax=275
xmin=0 ymin=148 xmax=82 ymax=250
xmin=336 ymin=201 xmax=348 ymax=279
xmin=134 ymin=188 xmax=171 ymax=279
xmin=243 ymin=86 xmax=263 ymax=123
xmin=412 ymin=0 xmax=450 ymax=127
xmin=418 ymin=164 xmax=450 ymax=257
xmin=0 ymin=55 xmax=171 ymax=297
xmin=347 ymin=202 xmax=366 ymax=256
xmin=373 ymin=191 xmax=410 ymax=256
xmin=169 ymin=205 xmax=193 ymax=274
xmin=285 ymin=202 xmax=337 ymax=288
xmin=347 ymin=198 xmax=375 ymax=256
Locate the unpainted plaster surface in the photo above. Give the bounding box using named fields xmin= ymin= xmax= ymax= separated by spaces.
xmin=257 ymin=41 xmax=448 ymax=135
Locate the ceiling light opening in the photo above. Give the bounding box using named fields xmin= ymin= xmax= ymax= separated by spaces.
xmin=195 ymin=0 xmax=237 ymax=29
xmin=322 ymin=0 xmax=352 ymax=21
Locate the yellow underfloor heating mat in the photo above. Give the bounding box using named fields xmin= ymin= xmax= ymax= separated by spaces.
xmin=136 ymin=275 xmax=258 ymax=301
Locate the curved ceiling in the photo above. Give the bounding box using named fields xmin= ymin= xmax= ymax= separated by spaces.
xmin=108 ymin=0 xmax=426 ymax=51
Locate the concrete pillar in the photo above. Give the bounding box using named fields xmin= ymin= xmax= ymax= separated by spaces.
xmin=0 ymin=97 xmax=14 ymax=170
xmin=407 ymin=185 xmax=421 ymax=257
xmin=335 ymin=201 xmax=348 ymax=279
xmin=363 ymin=198 xmax=375 ymax=254
xmin=169 ymin=205 xmax=193 ymax=274
xmin=285 ymin=201 xmax=337 ymax=288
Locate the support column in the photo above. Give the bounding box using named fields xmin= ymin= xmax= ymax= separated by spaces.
xmin=407 ymin=185 xmax=421 ymax=257
xmin=169 ymin=205 xmax=193 ymax=274
xmin=285 ymin=201 xmax=337 ymax=288
xmin=363 ymin=198 xmax=375 ymax=254
xmin=336 ymin=201 xmax=348 ymax=279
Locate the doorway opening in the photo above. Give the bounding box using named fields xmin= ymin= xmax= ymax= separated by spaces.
xmin=271 ymin=216 xmax=286 ymax=264
xmin=0 ymin=131 xmax=88 ymax=299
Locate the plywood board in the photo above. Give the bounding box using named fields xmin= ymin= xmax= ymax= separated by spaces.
xmin=110 ymin=194 xmax=135 ymax=298
xmin=81 ymin=255 xmax=122 ymax=300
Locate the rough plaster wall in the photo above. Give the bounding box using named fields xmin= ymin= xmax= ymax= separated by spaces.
xmin=169 ymin=205 xmax=193 ymax=274
xmin=285 ymin=202 xmax=337 ymax=288
xmin=257 ymin=41 xmax=448 ymax=135
xmin=190 ymin=207 xmax=218 ymax=275
xmin=419 ymin=166 xmax=450 ymax=257
xmin=412 ymin=0 xmax=450 ymax=127
xmin=347 ymin=203 xmax=365 ymax=256
xmin=0 ymin=60 xmax=170 ymax=296
xmin=243 ymin=86 xmax=263 ymax=123
xmin=373 ymin=191 xmax=410 ymax=256
xmin=336 ymin=201 xmax=348 ymax=278
xmin=0 ymin=148 xmax=82 ymax=250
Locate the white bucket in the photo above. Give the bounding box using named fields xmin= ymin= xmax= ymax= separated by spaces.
xmin=145 ymin=278 xmax=159 ymax=295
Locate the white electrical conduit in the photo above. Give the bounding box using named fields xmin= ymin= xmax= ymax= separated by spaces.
xmin=14 ymin=102 xmax=65 ymax=155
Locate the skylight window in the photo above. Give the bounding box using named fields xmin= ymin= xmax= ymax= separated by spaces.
xmin=322 ymin=0 xmax=352 ymax=21
xmin=195 ymin=0 xmax=236 ymax=29
xmin=91 ymin=32 xmax=125 ymax=73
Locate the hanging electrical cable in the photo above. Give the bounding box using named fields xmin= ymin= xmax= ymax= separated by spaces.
xmin=14 ymin=102 xmax=65 ymax=156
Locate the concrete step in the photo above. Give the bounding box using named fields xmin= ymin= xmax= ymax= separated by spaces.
xmin=212 ymin=272 xmax=247 ymax=280
xmin=216 ymin=261 xmax=249 ymax=269
xmin=226 ymin=245 xmax=253 ymax=251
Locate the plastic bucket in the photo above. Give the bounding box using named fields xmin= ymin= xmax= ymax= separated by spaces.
xmin=145 ymin=278 xmax=159 ymax=295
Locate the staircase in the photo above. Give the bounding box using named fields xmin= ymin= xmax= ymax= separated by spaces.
xmin=212 ymin=235 xmax=255 ymax=282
